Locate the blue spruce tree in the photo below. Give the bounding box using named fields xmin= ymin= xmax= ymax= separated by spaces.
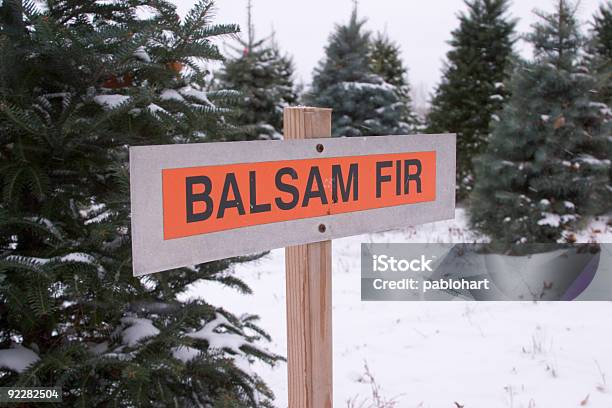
xmin=470 ymin=0 xmax=612 ymax=244
xmin=370 ymin=33 xmax=420 ymax=132
xmin=307 ymin=7 xmax=410 ymax=137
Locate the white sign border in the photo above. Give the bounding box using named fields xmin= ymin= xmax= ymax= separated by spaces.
xmin=130 ymin=134 xmax=456 ymax=276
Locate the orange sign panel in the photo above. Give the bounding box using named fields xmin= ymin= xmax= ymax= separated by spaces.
xmin=162 ymin=152 xmax=436 ymax=240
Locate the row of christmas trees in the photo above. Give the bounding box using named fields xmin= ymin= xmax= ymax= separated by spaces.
xmin=221 ymin=0 xmax=610 ymax=244
xmin=216 ymin=1 xmax=419 ymax=140
xmin=0 ymin=0 xmax=610 ymax=406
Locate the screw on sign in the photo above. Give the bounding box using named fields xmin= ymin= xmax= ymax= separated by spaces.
xmin=129 ymin=106 xmax=456 ymax=408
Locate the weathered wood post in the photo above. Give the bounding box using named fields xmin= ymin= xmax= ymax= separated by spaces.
xmin=283 ymin=107 xmax=333 ymax=408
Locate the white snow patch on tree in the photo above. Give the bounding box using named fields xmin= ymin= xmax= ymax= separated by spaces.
xmin=120 ymin=317 xmax=160 ymax=346
xmin=0 ymin=344 xmax=40 ymax=373
xmin=133 ymin=46 xmax=151 ymax=63
xmin=561 ymin=214 xmax=577 ymax=223
xmin=339 ymin=81 xmax=395 ymax=92
xmin=232 ymin=354 xmax=255 ymax=377
xmin=6 ymin=252 xmax=100 ymax=270
xmin=539 ymin=199 xmax=551 ymax=206
xmin=589 ymin=101 xmax=609 ymax=110
xmin=578 ymin=155 xmax=611 ymax=167
xmin=187 ymin=314 xmax=251 ymax=354
xmin=147 ymin=104 xmax=167 ymax=115
xmin=489 ymin=94 xmax=504 ymax=100
xmin=94 ymin=94 xmax=131 ymax=109
xmin=59 ymin=252 xmax=97 ymax=264
xmin=537 ymin=213 xmax=561 ymax=227
xmin=79 ymin=203 xmax=106 ymax=218
xmin=179 ymin=86 xmax=215 ymax=107
xmin=84 ymin=210 xmax=112 ymax=225
xmin=160 ymin=89 xmax=185 ymax=102
xmin=171 ymin=346 xmax=201 ymax=363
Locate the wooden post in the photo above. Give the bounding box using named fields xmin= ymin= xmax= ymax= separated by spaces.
xmin=284 ymin=107 xmax=333 ymax=408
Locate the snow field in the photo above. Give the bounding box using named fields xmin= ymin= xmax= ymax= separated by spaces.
xmin=183 ymin=209 xmax=612 ymax=407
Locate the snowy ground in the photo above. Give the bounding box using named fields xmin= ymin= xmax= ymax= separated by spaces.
xmin=183 ymin=209 xmax=612 ymax=407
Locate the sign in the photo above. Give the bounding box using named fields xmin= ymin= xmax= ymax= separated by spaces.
xmin=130 ymin=133 xmax=455 ymax=276
xmin=162 ymin=152 xmax=436 ymax=239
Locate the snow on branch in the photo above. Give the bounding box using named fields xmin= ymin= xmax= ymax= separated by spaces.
xmin=0 ymin=344 xmax=40 ymax=373
xmin=93 ymin=95 xmax=131 ymax=110
xmin=338 ymin=81 xmax=395 ymax=92
xmin=5 ymin=252 xmax=106 ymax=276
xmin=186 ymin=313 xmax=246 ymax=354
xmin=120 ymin=317 xmax=160 ymax=347
xmin=171 ymin=345 xmax=200 ymax=363
xmin=179 ymin=86 xmax=216 ymax=108
xmin=160 ymin=89 xmax=185 ymax=102
xmin=133 ymin=46 xmax=151 ymax=63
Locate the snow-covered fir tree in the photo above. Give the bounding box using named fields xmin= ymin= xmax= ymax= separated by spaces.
xmin=0 ymin=1 xmax=280 ymax=406
xmin=469 ymin=0 xmax=612 ymax=244
xmin=427 ymin=0 xmax=516 ymax=200
xmin=217 ymin=0 xmax=297 ymax=140
xmin=307 ymin=7 xmax=410 ymax=137
xmin=587 ymin=1 xmax=612 ymax=105
xmin=370 ymin=33 xmax=420 ymax=131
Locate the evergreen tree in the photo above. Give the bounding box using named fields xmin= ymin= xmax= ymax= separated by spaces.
xmin=0 ymin=1 xmax=280 ymax=406
xmin=469 ymin=0 xmax=612 ymax=244
xmin=370 ymin=33 xmax=420 ymax=131
xmin=307 ymin=8 xmax=410 ymax=137
xmin=427 ymin=0 xmax=516 ymax=200
xmin=587 ymin=1 xmax=612 ymax=105
xmin=218 ymin=0 xmax=297 ymax=140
